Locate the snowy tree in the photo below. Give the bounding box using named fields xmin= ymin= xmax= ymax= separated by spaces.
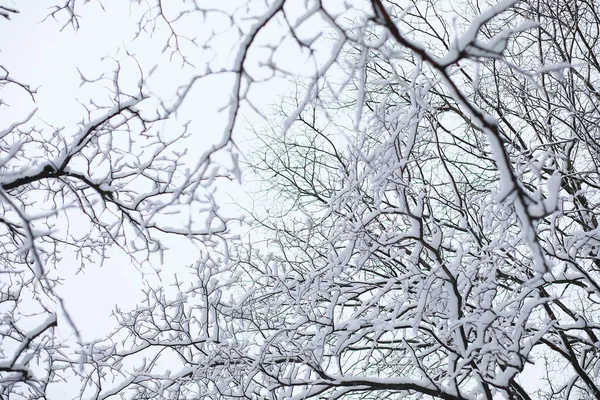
xmin=1 ymin=0 xmax=600 ymax=399
xmin=239 ymin=1 xmax=600 ymax=398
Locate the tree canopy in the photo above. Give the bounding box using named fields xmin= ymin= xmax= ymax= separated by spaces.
xmin=1 ymin=0 xmax=600 ymax=399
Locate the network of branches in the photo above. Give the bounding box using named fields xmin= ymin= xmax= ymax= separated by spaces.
xmin=1 ymin=0 xmax=599 ymax=399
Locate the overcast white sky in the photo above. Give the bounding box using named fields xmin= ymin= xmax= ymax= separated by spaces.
xmin=0 ymin=0 xmax=346 ymax=345
xmin=0 ymin=0 xmax=294 ymax=342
